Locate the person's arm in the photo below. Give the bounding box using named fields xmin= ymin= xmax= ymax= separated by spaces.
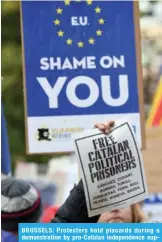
xmin=51 ymin=179 xmax=99 ymax=223
xmin=51 ymin=121 xmax=115 ymax=223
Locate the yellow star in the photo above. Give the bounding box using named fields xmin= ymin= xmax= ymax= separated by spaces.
xmin=77 ymin=41 xmax=84 ymax=48
xmin=98 ymin=18 xmax=105 ymax=24
xmin=57 ymin=30 xmax=64 ymax=37
xmin=88 ymin=38 xmax=95 ymax=44
xmin=86 ymin=0 xmax=93 ymax=5
xmin=56 ymin=8 xmax=63 ymax=14
xmin=66 ymin=38 xmax=73 ymax=45
xmin=54 ymin=19 xmax=60 ymax=25
xmin=76 ymin=0 xmax=81 ymax=2
xmin=64 ymin=0 xmax=71 ymax=5
xmin=96 ymin=29 xmax=102 ymax=36
xmin=95 ymin=7 xmax=101 ymax=13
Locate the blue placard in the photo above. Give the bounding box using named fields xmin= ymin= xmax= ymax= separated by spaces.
xmin=19 ymin=223 xmax=162 ymax=242
xmin=21 ymin=1 xmax=143 ymax=153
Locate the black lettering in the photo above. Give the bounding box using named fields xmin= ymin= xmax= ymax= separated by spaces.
xmin=104 ymin=137 xmax=110 ymax=147
xmin=127 ymin=186 xmax=140 ymax=193
xmin=129 ymin=149 xmax=133 ymax=159
xmin=88 ymin=163 xmax=94 ymax=173
xmin=109 ymin=135 xmax=116 ymax=144
xmin=118 ymin=186 xmax=129 ymax=191
xmin=128 ymin=160 xmax=132 ymax=169
xmin=115 ymin=164 xmax=122 ymax=173
xmin=105 ymin=168 xmax=111 ymax=178
xmin=110 ymin=166 xmax=115 ymax=176
xmin=118 ymin=142 xmax=124 ymax=152
xmin=92 ymin=139 xmax=99 ymax=150
xmin=88 ymin=152 xmax=95 ymax=162
xmin=123 ymin=140 xmax=130 ymax=150
xmin=98 ymin=138 xmax=106 ymax=149
xmin=95 ymin=161 xmax=102 ymax=171
xmin=118 ymin=153 xmax=124 ymax=163
xmin=107 ymin=146 xmax=114 ymax=156
xmin=91 ymin=173 xmax=97 ymax=183
xmin=121 ymin=162 xmax=129 ymax=171
xmin=123 ymin=150 xmax=130 ymax=161
xmin=100 ymin=148 xmax=107 ymax=158
xmin=105 ymin=157 xmax=111 ymax=168
xmin=112 ymin=154 xmax=117 ymax=165
xmin=96 ymin=170 xmax=105 ymax=181
xmin=112 ymin=143 xmax=118 ymax=154
xmin=130 ymin=181 xmax=139 ymax=187
xmin=131 ymin=159 xmax=136 ymax=168
xmin=95 ymin=150 xmax=102 ymax=160
xmin=100 ymin=159 xmax=106 ymax=169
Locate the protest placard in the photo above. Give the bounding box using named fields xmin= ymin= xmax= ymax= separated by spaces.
xmin=74 ymin=122 xmax=148 ymax=217
xmin=20 ymin=1 xmax=145 ymax=154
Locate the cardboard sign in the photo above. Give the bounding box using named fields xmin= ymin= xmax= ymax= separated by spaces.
xmin=21 ymin=1 xmax=145 ymax=154
xmin=74 ymin=123 xmax=148 ymax=217
xmin=143 ymin=127 xmax=162 ymax=192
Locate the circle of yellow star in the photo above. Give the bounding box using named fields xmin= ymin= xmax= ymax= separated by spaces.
xmin=64 ymin=0 xmax=71 ymax=5
xmin=66 ymin=38 xmax=73 ymax=45
xmin=88 ymin=38 xmax=95 ymax=44
xmin=96 ymin=29 xmax=102 ymax=36
xmin=95 ymin=7 xmax=101 ymax=13
xmin=57 ymin=30 xmax=64 ymax=37
xmin=54 ymin=19 xmax=60 ymax=26
xmin=86 ymin=0 xmax=93 ymax=5
xmin=77 ymin=41 xmax=84 ymax=48
xmin=56 ymin=8 xmax=63 ymax=14
xmin=98 ymin=18 xmax=105 ymax=24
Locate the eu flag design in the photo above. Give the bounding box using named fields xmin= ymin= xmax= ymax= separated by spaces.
xmin=22 ymin=0 xmax=139 ymax=117
xmin=53 ymin=0 xmax=105 ymax=48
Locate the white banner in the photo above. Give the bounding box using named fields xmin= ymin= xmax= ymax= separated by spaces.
xmin=28 ymin=113 xmax=141 ymax=153
xmin=74 ymin=122 xmax=148 ymax=217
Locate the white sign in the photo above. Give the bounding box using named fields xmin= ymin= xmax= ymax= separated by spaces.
xmin=74 ymin=122 xmax=148 ymax=217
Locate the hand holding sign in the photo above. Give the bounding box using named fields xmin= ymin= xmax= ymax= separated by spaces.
xmin=74 ymin=120 xmax=148 ymax=217
xmin=94 ymin=121 xmax=115 ymax=134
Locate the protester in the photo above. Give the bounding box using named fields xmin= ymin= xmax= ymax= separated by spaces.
xmin=1 ymin=121 xmax=115 ymax=230
xmin=52 ymin=121 xmax=115 ymax=223
xmin=1 ymin=121 xmax=151 ymax=229
xmin=52 ymin=184 xmax=147 ymax=223
xmin=1 ymin=177 xmax=42 ymax=241
xmin=98 ymin=204 xmax=146 ymax=223
xmin=52 ymin=121 xmax=149 ymax=223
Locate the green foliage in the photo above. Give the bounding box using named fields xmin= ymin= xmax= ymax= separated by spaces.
xmin=1 ymin=1 xmax=52 ymax=171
